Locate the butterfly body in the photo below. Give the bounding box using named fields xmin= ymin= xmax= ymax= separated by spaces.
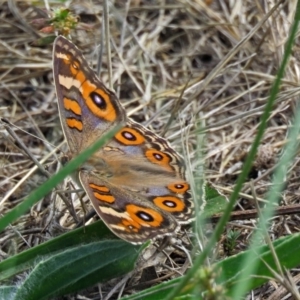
xmin=53 ymin=36 xmax=193 ymax=244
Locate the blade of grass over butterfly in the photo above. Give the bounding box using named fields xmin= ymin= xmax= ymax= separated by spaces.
xmin=166 ymin=1 xmax=297 ymax=299
xmin=0 ymin=124 xmax=122 ymax=233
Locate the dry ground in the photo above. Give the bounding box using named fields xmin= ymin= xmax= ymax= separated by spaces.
xmin=1 ymin=0 xmax=300 ymax=299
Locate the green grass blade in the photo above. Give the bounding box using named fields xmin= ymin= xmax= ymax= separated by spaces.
xmin=118 ymin=233 xmax=300 ymax=300
xmin=166 ymin=1 xmax=299 ymax=299
xmin=222 ymin=233 xmax=300 ymax=294
xmin=0 ymin=125 xmax=122 ymax=233
xmin=230 ymin=5 xmax=300 ymax=297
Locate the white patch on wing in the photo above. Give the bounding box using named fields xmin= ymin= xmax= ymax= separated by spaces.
xmin=56 ymin=52 xmax=69 ymax=60
xmin=110 ymin=224 xmax=127 ymax=231
xmin=58 ymin=74 xmax=81 ymax=90
xmin=99 ymin=206 xmax=131 ymax=219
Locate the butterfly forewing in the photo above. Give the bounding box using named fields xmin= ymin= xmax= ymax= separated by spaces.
xmin=53 ymin=36 xmax=126 ymax=154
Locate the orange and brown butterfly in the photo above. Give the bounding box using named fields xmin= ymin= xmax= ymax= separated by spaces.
xmin=53 ymin=35 xmax=194 ymax=244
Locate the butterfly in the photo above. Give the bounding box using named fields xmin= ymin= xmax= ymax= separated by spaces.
xmin=53 ymin=36 xmax=194 ymax=244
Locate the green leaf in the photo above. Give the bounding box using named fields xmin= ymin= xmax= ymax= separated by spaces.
xmin=0 ymin=221 xmax=118 ymax=281
xmin=119 ymin=232 xmax=300 ymax=299
xmin=122 ymin=278 xmax=179 ymax=300
xmin=202 ymin=184 xmax=228 ymax=218
xmin=14 ymin=240 xmax=143 ymax=300
xmin=0 ymin=286 xmax=18 ymax=300
xmin=221 ymin=232 xmax=300 ymax=295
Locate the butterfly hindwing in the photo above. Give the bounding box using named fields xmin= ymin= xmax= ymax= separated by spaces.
xmin=109 ymin=119 xmax=194 ymax=224
xmin=79 ymin=171 xmax=179 ymax=244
